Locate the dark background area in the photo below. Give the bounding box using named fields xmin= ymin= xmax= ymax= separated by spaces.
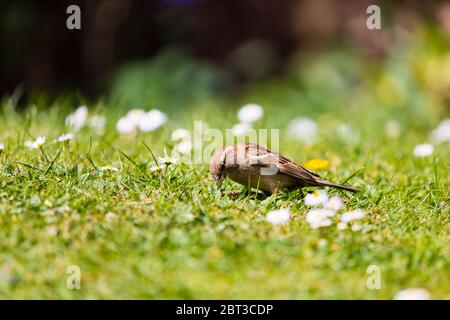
xmin=1 ymin=0 xmax=449 ymax=101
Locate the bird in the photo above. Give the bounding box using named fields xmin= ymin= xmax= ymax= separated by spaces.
xmin=210 ymin=143 xmax=359 ymax=194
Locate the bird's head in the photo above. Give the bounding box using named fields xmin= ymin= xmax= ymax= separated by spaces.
xmin=210 ymin=147 xmax=226 ymax=187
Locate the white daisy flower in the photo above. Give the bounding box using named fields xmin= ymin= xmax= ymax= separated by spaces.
xmin=126 ymin=109 xmax=146 ymax=126
xmin=287 ymin=117 xmax=318 ymax=144
xmin=150 ymin=165 xmax=162 ymax=172
xmin=413 ymin=143 xmax=433 ymax=157
xmin=351 ymin=223 xmax=362 ymax=231
xmin=385 ymin=120 xmax=401 ymax=138
xmin=171 ymin=128 xmax=190 ymax=142
xmin=324 ymin=196 xmax=344 ymax=211
xmin=266 ymin=208 xmax=290 ymax=225
xmin=394 ymin=288 xmax=430 ymax=300
xmin=57 ymin=133 xmax=74 ymax=142
xmin=65 ymin=105 xmax=88 ymax=131
xmin=46 ymin=226 xmax=58 ymax=237
xmin=341 ymin=209 xmax=365 ymax=223
xmin=158 ymin=150 xmax=178 ymax=166
xmin=337 ymin=222 xmax=347 ymax=230
xmin=237 ymin=103 xmax=264 ymax=123
xmin=231 ymin=122 xmax=252 ymax=136
xmin=138 ymin=109 xmax=168 ymax=132
xmin=306 ymin=209 xmax=335 ymax=229
xmin=98 ymin=165 xmax=119 ymax=172
xmin=116 ymin=116 xmax=136 ymax=134
xmin=304 ymin=190 xmax=329 ymax=207
xmin=173 ymin=140 xmax=192 ymax=155
xmin=24 ymin=136 xmax=46 ymax=149
xmin=336 ymin=124 xmax=359 ymax=143
xmin=88 ymin=115 xmax=106 ymax=133
xmin=105 ymin=212 xmax=118 ymax=221
xmin=430 ymin=119 xmax=450 ymax=144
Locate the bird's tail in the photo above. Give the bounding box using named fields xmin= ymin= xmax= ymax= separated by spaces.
xmin=317 ymin=180 xmax=360 ymax=193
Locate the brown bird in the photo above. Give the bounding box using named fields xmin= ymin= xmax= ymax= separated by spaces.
xmin=210 ymin=143 xmax=359 ymax=194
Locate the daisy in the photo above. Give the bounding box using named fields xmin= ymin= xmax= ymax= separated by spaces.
xmin=287 ymin=117 xmax=318 ymax=144
xmin=413 ymin=143 xmax=433 ymax=157
xmin=351 ymin=223 xmax=362 ymax=231
xmin=138 ymin=109 xmax=168 ymax=132
xmin=173 ymin=140 xmax=192 ymax=155
xmin=336 ymin=124 xmax=359 ymax=143
xmin=304 ymin=190 xmax=329 ymax=207
xmin=237 ymin=103 xmax=264 ymax=123
xmin=337 ymin=222 xmax=347 ymax=230
xmin=340 ymin=209 xmax=365 ymax=223
xmin=231 ymin=123 xmax=252 ymax=136
xmin=65 ymin=105 xmax=88 ymax=131
xmin=266 ymin=208 xmax=290 ymax=225
xmin=158 ymin=150 xmax=178 ymax=166
xmin=126 ymin=109 xmax=146 ymax=126
xmin=57 ymin=133 xmax=74 ymax=143
xmin=306 ymin=209 xmax=335 ymax=229
xmin=171 ymin=128 xmax=190 ymax=142
xmin=385 ymin=120 xmax=401 ymax=138
xmin=324 ymin=196 xmax=344 ymax=211
xmin=430 ymin=119 xmax=450 ymax=144
xmin=24 ymin=136 xmax=46 ymax=149
xmin=116 ymin=116 xmax=136 ymax=134
xmin=394 ymin=288 xmax=430 ymax=300
xmin=98 ymin=165 xmax=119 ymax=172
xmin=88 ymin=115 xmax=106 ymax=133
xmin=105 ymin=212 xmax=118 ymax=221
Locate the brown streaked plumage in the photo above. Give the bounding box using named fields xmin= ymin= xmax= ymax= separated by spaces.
xmin=210 ymin=143 xmax=359 ymax=194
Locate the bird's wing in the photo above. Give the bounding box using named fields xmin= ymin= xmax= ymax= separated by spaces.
xmin=246 ymin=143 xmax=322 ymax=182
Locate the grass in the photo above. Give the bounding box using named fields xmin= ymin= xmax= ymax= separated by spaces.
xmin=0 ymin=47 xmax=449 ymax=299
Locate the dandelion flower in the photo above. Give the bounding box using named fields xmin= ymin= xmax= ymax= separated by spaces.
xmin=341 ymin=209 xmax=365 ymax=223
xmin=287 ymin=117 xmax=318 ymax=144
xmin=303 ymin=159 xmax=329 ymax=170
xmin=413 ymin=143 xmax=433 ymax=157
xmin=266 ymin=208 xmax=290 ymax=225
xmin=336 ymin=124 xmax=359 ymax=143
xmin=138 ymin=109 xmax=168 ymax=132
xmin=237 ymin=103 xmax=264 ymax=123
xmin=57 ymin=133 xmax=74 ymax=142
xmin=430 ymin=119 xmax=450 ymax=144
xmin=24 ymin=136 xmax=46 ymax=149
xmin=324 ymin=196 xmax=344 ymax=211
xmin=171 ymin=128 xmax=190 ymax=142
xmin=116 ymin=116 xmax=136 ymax=134
xmin=231 ymin=123 xmax=252 ymax=136
xmin=304 ymin=190 xmax=329 ymax=207
xmin=66 ymin=105 xmax=88 ymax=131
xmin=0 ymin=143 xmax=4 ymax=153
xmin=394 ymin=288 xmax=430 ymax=300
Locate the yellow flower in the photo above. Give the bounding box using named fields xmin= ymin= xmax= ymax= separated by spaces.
xmin=303 ymin=159 xmax=329 ymax=170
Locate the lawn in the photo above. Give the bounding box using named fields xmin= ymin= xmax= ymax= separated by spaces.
xmin=0 ymin=47 xmax=449 ymax=299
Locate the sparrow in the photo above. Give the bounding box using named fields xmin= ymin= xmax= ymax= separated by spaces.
xmin=210 ymin=143 xmax=359 ymax=194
